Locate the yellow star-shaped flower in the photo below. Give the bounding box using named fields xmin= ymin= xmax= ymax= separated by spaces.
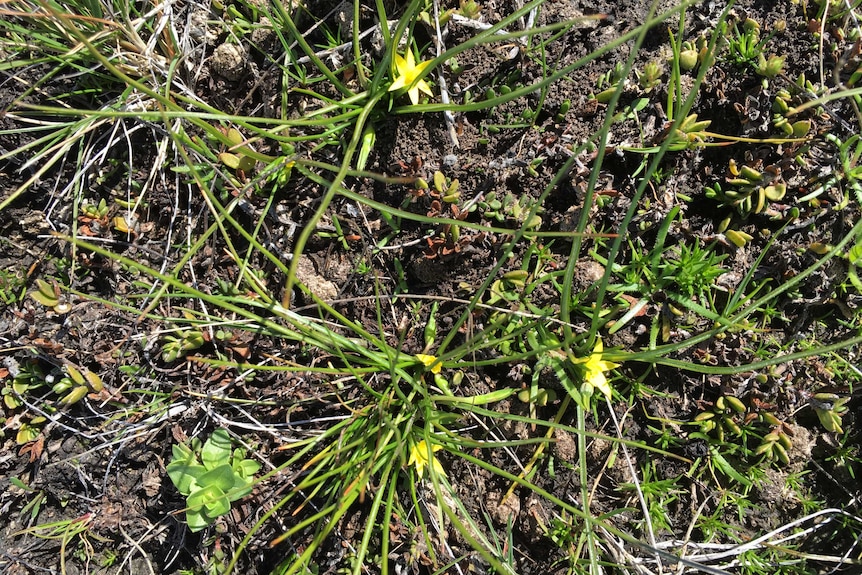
xmin=573 ymin=338 xmax=620 ymax=399
xmin=416 ymin=353 xmax=441 ymax=374
xmin=388 ymin=51 xmax=433 ymax=105
xmin=409 ymin=439 xmax=445 ymax=477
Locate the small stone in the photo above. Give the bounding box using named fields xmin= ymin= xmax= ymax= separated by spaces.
xmin=442 ymin=154 xmax=458 ymax=168
xmin=188 ymin=9 xmax=217 ymax=44
xmin=211 ymin=43 xmax=247 ymax=81
xmin=553 ymin=428 xmax=577 ymax=462
xmin=295 ymin=256 xmax=338 ymax=301
xmin=251 ymin=18 xmax=278 ymax=54
xmin=487 ymin=490 xmax=520 ymax=525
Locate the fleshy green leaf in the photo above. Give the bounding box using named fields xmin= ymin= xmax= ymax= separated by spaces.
xmin=167 ymin=443 xmax=206 ymax=495
xmin=201 ymin=428 xmax=232 ymax=470
xmin=234 ymin=458 xmax=261 ymax=478
xmin=185 ymin=508 xmax=210 ymax=532
xmin=167 ymin=462 xmax=207 ymax=495
xmin=194 ymin=464 xmax=237 ymax=493
xmin=188 ymin=483 xmax=231 ymax=516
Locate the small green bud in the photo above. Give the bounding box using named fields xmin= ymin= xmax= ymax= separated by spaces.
xmin=448 ymin=223 xmax=460 ymax=242
xmin=774 ymin=116 xmax=793 ymax=136
xmin=774 ymin=442 xmax=790 ymax=464
xmin=679 ymin=49 xmax=699 ymax=71
xmin=433 ymin=171 xmax=447 ymax=193
xmin=743 ymin=17 xmax=761 ymax=33
xmin=761 ymin=412 xmax=781 ymax=426
xmin=791 ymin=120 xmax=811 ymax=137
xmin=52 ymin=378 xmax=74 ymax=395
xmin=60 ymin=386 xmax=88 ymax=405
xmin=593 ymin=87 xmax=617 ymax=103
xmin=739 ymin=165 xmax=763 ymax=182
xmin=722 ymin=418 xmax=742 ymax=436
xmin=725 ymin=396 xmax=746 ymax=414
xmin=764 ymin=183 xmax=786 ymax=201
xmin=726 ymin=229 xmax=753 ymax=247
xmin=764 ymin=431 xmax=781 ymax=443
xmin=757 ymin=54 xmax=786 ymax=78
xmin=503 ymin=270 xmax=529 ymax=283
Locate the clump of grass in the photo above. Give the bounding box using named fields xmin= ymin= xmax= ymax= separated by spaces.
xmin=3 ymin=0 xmax=862 ymax=573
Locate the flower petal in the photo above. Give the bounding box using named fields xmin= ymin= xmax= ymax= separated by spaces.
xmin=416 ymin=79 xmax=433 ymax=97
xmin=588 ymin=370 xmax=612 ymax=399
xmin=389 ymin=51 xmax=433 ymax=105
xmin=410 ymin=439 xmax=445 ymax=477
xmin=404 ymin=50 xmax=416 ymax=68
xmin=416 ymin=354 xmax=441 ymax=374
xmin=388 ymin=75 xmax=407 ymax=92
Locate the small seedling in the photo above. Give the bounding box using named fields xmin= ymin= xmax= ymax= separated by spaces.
xmin=12 ymin=512 xmax=106 ymax=570
xmin=805 ymin=133 xmax=862 ymax=206
xmin=433 ymin=170 xmax=460 ymax=203
xmin=80 ymin=198 xmax=109 ymax=221
xmin=754 ymin=428 xmax=792 ymax=465
xmin=592 ymin=62 xmax=627 ymax=103
xmin=705 ymin=159 xmax=786 ymax=218
xmin=166 ymin=428 xmax=261 ymax=532
xmin=477 ymin=191 xmax=542 ymax=229
xmin=16 ymin=416 xmax=47 ymax=445
xmin=772 ymin=91 xmax=811 ymax=137
xmin=30 ymin=278 xmax=72 ymax=314
xmin=725 ymin=16 xmax=766 ymax=67
xmin=695 ymin=395 xmax=747 ymax=443
xmin=724 ymin=228 xmax=754 ymax=247
xmin=161 ymin=329 xmax=206 ymax=362
xmin=51 ymin=364 xmax=103 ymax=406
xmin=3 ymin=361 xmax=45 ymax=410
xmin=660 ymin=113 xmax=711 ymax=150
xmin=487 ymin=269 xmax=529 ymax=305
xmin=457 ymin=0 xmax=481 ymax=19
xmin=3 ymin=359 xmax=103 ymax=443
xmin=218 ymin=127 xmax=257 ymax=176
xmin=637 ymin=60 xmax=663 ymax=91
xmin=810 ymin=393 xmax=850 ymax=434
xmin=755 ymin=53 xmax=785 ymax=78
xmin=0 ymin=269 xmax=26 ymax=306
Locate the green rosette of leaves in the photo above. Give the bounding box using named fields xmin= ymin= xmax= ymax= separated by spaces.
xmin=166 ymin=428 xmax=261 ymax=532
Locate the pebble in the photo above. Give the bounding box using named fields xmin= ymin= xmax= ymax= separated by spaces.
xmin=210 ymin=43 xmax=247 ymax=81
